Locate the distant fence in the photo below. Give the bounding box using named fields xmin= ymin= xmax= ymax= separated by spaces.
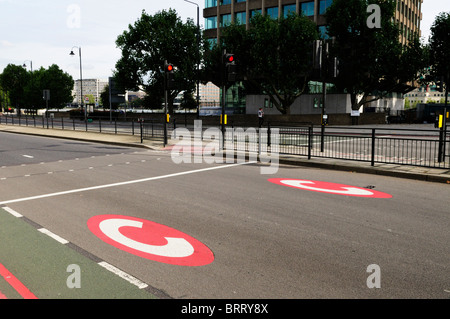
xmin=1 ymin=115 xmax=448 ymax=169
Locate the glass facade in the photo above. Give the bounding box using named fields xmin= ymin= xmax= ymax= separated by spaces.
xmin=319 ymin=0 xmax=333 ymax=15
xmin=235 ymin=11 xmax=246 ymax=25
xmin=283 ymin=4 xmax=296 ymax=17
xmin=205 ymin=16 xmax=217 ymax=29
xmin=266 ymin=7 xmax=279 ymax=19
xmin=205 ymin=0 xmax=217 ymax=8
xmin=220 ymin=13 xmax=232 ymax=27
xmin=301 ymin=1 xmax=315 ymax=16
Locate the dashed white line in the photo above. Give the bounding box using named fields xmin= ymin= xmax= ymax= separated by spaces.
xmin=0 ymin=161 xmax=255 ymax=206
xmin=3 ymin=206 xmax=23 ymax=218
xmin=38 ymin=228 xmax=69 ymax=245
xmin=98 ymin=262 xmax=148 ymax=289
xmin=1 ymin=206 xmax=150 ymax=292
xmin=22 ymin=155 xmax=34 ymax=159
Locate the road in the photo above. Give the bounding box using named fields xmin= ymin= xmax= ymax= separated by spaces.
xmin=0 ymin=131 xmax=449 ymax=299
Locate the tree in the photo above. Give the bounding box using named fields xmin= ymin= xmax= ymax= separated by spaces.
xmin=326 ymin=0 xmax=428 ymax=110
xmin=100 ymin=85 xmax=110 ymax=108
xmin=0 ymin=64 xmax=29 ymax=112
xmin=0 ymin=85 xmax=10 ymax=112
xmin=31 ymin=65 xmax=74 ymax=109
xmin=429 ymin=12 xmax=450 ymax=88
xmin=203 ymin=13 xmax=319 ymax=115
xmin=114 ymin=9 xmax=202 ymax=115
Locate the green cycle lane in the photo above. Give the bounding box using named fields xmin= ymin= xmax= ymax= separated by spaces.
xmin=0 ymin=208 xmax=157 ymax=299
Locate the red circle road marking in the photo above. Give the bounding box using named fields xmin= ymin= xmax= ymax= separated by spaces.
xmin=88 ymin=215 xmax=214 ymax=266
xmin=268 ymin=178 xmax=392 ymax=198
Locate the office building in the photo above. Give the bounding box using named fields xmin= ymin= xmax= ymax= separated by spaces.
xmin=72 ymin=79 xmax=108 ymax=105
xmin=203 ymin=0 xmax=424 ymax=116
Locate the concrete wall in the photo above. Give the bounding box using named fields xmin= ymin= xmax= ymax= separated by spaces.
xmin=246 ymin=94 xmax=352 ymax=115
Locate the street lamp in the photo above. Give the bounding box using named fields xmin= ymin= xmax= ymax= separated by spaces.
xmin=70 ymin=46 xmax=85 ymax=121
xmin=184 ymin=0 xmax=200 ymax=119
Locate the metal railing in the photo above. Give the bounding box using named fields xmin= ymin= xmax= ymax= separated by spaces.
xmin=1 ymin=115 xmax=448 ymax=168
xmin=222 ymin=123 xmax=449 ymax=169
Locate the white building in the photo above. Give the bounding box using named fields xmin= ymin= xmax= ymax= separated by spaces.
xmin=72 ymin=79 xmax=108 ymax=105
xmin=199 ymin=82 xmax=220 ymax=106
xmin=404 ymin=85 xmax=446 ymax=108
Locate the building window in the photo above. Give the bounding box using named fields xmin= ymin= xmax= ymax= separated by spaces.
xmin=283 ymin=4 xmax=296 ymax=18
xmin=205 ymin=16 xmax=217 ymax=29
xmin=319 ymin=0 xmax=333 ymax=15
xmin=220 ymin=13 xmax=232 ymax=27
xmin=250 ymin=9 xmax=262 ymax=19
xmin=235 ymin=0 xmax=246 ymax=3
xmin=220 ymin=0 xmax=231 ymax=5
xmin=301 ymin=1 xmax=315 ymax=17
xmin=235 ymin=11 xmax=246 ymax=25
xmin=205 ymin=0 xmax=217 ymax=8
xmin=266 ymin=6 xmax=279 ymax=19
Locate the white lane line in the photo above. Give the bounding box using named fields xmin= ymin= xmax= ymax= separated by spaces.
xmin=22 ymin=155 xmax=34 ymax=159
xmin=0 ymin=162 xmax=255 ymax=206
xmin=3 ymin=206 xmax=23 ymax=218
xmin=98 ymin=262 xmax=148 ymax=289
xmin=38 ymin=228 xmax=69 ymax=245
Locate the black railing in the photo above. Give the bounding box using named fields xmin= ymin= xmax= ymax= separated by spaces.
xmin=1 ymin=115 xmax=448 ymax=168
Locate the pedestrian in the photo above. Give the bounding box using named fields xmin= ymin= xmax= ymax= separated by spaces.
xmin=258 ymin=107 xmax=264 ymax=127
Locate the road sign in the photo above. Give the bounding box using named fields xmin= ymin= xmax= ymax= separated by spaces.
xmin=268 ymin=179 xmax=392 ymax=198
xmin=87 ymin=215 xmax=214 ymax=266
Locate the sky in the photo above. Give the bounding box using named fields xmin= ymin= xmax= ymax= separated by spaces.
xmin=0 ymin=0 xmax=205 ymax=80
xmin=0 ymin=0 xmax=449 ymax=82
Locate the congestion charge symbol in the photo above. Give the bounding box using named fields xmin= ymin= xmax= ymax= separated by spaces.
xmin=268 ymin=178 xmax=392 ymax=198
xmin=87 ymin=215 xmax=215 ymax=266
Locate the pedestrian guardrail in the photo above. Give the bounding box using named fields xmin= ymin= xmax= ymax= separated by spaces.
xmin=1 ymin=115 xmax=448 ymax=169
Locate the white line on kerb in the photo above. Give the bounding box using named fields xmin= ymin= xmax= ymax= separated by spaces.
xmin=0 ymin=162 xmax=256 ymax=206
xmin=98 ymin=261 xmax=148 ymax=289
xmin=38 ymin=228 xmax=69 ymax=245
xmin=3 ymin=206 xmax=23 ymax=218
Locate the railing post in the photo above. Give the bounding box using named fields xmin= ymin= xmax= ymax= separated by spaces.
xmin=371 ymin=128 xmax=376 ymax=166
xmin=308 ymin=126 xmax=313 ymax=160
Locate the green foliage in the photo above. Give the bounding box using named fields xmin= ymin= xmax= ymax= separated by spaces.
xmin=429 ymin=12 xmax=450 ymax=82
xmin=0 ymin=64 xmax=29 ymax=109
xmin=326 ymin=0 xmax=428 ymax=110
xmin=0 ymin=64 xmax=73 ymax=110
xmin=202 ymin=13 xmax=319 ymax=114
xmin=114 ymin=9 xmax=202 ymax=114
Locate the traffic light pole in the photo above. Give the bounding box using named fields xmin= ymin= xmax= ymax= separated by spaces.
xmin=164 ymin=60 xmax=168 ymax=147
xmin=320 ymin=42 xmax=329 ymax=153
xmin=437 ymin=72 xmax=448 ymax=163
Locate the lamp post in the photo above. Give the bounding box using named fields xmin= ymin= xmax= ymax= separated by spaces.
xmin=70 ymin=46 xmax=85 ymax=121
xmin=184 ymin=0 xmax=200 ymax=119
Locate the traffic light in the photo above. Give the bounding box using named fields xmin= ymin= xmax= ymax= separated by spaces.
xmin=332 ymin=57 xmax=340 ymax=78
xmin=224 ymin=53 xmax=237 ymax=82
xmin=164 ymin=62 xmax=175 ymax=89
xmin=312 ymin=40 xmax=322 ymax=71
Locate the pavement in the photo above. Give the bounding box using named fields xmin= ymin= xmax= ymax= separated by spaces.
xmin=1 ymin=123 xmax=450 ymax=184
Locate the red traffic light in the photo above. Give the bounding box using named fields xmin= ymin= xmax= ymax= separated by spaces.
xmin=225 ymin=54 xmax=235 ymax=64
xmin=166 ymin=64 xmax=174 ymax=72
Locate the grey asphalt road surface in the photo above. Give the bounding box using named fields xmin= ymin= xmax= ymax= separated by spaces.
xmin=0 ymin=132 xmax=449 ymax=299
